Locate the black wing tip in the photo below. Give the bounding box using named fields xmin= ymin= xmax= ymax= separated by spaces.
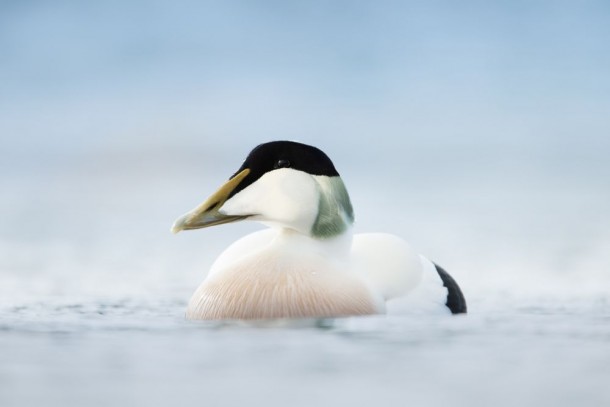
xmin=433 ymin=263 xmax=467 ymax=314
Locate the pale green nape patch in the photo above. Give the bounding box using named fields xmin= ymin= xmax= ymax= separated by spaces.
xmin=311 ymin=176 xmax=355 ymax=239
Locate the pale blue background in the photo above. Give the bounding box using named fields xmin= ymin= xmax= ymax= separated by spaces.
xmin=1 ymin=2 xmax=609 ymax=407
xmin=2 ymin=1 xmax=609 ymax=168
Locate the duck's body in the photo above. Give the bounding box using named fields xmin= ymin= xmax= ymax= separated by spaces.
xmin=186 ymin=229 xmax=381 ymax=319
xmin=173 ymin=141 xmax=466 ymax=320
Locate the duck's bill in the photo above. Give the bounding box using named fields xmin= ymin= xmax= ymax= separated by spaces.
xmin=171 ymin=168 xmax=251 ymax=234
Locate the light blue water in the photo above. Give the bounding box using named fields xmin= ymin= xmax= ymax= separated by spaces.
xmin=2 ymin=2 xmax=610 ymax=406
xmin=1 ymin=167 xmax=609 ymax=407
xmin=1 ymin=297 xmax=609 ymax=407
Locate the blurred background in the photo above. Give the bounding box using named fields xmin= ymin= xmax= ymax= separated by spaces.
xmin=1 ymin=0 xmax=608 ymax=302
xmin=1 ymin=2 xmax=610 ymax=407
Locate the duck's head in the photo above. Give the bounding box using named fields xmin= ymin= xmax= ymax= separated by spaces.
xmin=171 ymin=141 xmax=354 ymax=239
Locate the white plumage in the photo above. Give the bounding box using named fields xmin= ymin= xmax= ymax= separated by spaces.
xmin=172 ymin=141 xmax=465 ymax=320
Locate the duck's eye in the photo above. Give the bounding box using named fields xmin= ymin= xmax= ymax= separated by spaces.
xmin=274 ymin=159 xmax=291 ymax=169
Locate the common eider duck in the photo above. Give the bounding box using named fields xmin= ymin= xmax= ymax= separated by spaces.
xmin=172 ymin=141 xmax=466 ymax=319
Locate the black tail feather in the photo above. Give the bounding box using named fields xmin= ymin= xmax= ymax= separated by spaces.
xmin=433 ymin=263 xmax=467 ymax=314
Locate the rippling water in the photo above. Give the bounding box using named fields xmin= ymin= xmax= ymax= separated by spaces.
xmin=1 ymin=167 xmax=609 ymax=407
xmin=2 ymin=2 xmax=609 ymax=405
xmin=1 ymin=296 xmax=609 ymax=407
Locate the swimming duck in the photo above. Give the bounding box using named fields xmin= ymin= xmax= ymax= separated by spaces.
xmin=172 ymin=141 xmax=466 ymax=319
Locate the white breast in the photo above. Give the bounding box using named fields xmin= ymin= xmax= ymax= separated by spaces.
xmin=186 ymin=229 xmax=447 ymax=320
xmin=186 ymin=230 xmax=384 ymax=320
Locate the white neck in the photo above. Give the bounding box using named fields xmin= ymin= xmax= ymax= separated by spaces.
xmin=220 ymin=171 xmax=355 ymax=239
